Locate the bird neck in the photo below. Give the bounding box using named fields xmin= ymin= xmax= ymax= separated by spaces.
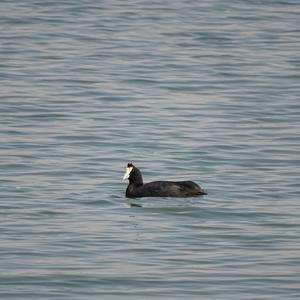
xmin=129 ymin=167 xmax=143 ymax=186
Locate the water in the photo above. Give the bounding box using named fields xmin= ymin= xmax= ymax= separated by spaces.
xmin=1 ymin=0 xmax=300 ymax=299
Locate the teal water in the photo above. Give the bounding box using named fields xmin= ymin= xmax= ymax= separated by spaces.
xmin=1 ymin=0 xmax=300 ymax=299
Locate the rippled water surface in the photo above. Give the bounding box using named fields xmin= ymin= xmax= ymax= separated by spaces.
xmin=1 ymin=0 xmax=300 ymax=299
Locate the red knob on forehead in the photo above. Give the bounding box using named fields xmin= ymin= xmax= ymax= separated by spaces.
xmin=127 ymin=162 xmax=134 ymax=168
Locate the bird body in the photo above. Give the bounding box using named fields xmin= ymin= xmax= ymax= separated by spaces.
xmin=123 ymin=162 xmax=206 ymax=198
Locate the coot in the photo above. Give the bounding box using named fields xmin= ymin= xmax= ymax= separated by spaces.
xmin=123 ymin=162 xmax=207 ymax=198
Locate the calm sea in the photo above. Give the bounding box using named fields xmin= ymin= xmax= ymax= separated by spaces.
xmin=1 ymin=0 xmax=299 ymax=299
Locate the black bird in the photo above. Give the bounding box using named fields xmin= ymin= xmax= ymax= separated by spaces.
xmin=123 ymin=162 xmax=207 ymax=198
